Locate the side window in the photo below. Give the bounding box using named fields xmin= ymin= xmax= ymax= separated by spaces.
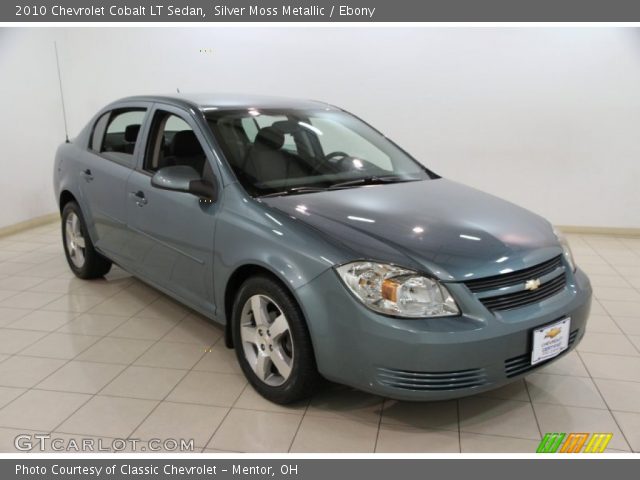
xmin=100 ymin=109 xmax=146 ymax=165
xmin=144 ymin=111 xmax=207 ymax=177
xmin=90 ymin=113 xmax=109 ymax=152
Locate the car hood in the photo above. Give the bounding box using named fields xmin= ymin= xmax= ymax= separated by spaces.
xmin=260 ymin=179 xmax=561 ymax=282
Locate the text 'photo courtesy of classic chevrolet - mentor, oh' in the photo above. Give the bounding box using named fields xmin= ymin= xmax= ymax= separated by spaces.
xmin=53 ymin=94 xmax=592 ymax=404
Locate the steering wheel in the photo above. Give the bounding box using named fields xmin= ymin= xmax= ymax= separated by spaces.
xmin=324 ymin=151 xmax=351 ymax=168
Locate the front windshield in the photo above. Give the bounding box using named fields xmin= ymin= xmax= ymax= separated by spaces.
xmin=206 ymin=108 xmax=433 ymax=197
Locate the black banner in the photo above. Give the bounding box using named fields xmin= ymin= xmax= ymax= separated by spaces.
xmin=5 ymin=0 xmax=640 ymax=22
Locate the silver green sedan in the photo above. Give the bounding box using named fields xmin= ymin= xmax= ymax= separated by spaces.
xmin=53 ymin=94 xmax=592 ymax=404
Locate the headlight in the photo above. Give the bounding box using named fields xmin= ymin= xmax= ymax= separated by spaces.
xmin=335 ymin=261 xmax=460 ymax=318
xmin=554 ymin=229 xmax=577 ymax=272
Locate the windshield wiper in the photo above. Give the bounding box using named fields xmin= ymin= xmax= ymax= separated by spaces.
xmin=328 ymin=175 xmax=420 ymax=190
xmin=259 ymin=186 xmax=329 ymax=198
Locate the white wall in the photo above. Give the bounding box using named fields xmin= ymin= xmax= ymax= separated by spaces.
xmin=1 ymin=27 xmax=639 ymax=229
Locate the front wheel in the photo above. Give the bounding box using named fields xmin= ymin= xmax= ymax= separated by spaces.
xmin=232 ymin=275 xmax=320 ymax=404
xmin=61 ymin=201 xmax=112 ymax=279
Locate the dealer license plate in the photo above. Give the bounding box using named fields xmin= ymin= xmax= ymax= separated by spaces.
xmin=531 ymin=317 xmax=571 ymax=365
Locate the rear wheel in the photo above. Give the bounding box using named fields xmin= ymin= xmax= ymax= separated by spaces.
xmin=61 ymin=202 xmax=112 ymax=279
xmin=232 ymin=275 xmax=320 ymax=404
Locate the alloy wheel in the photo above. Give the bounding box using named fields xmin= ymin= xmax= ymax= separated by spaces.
xmin=65 ymin=211 xmax=86 ymax=268
xmin=240 ymin=294 xmax=294 ymax=386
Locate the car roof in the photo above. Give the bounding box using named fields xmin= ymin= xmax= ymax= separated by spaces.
xmin=111 ymin=93 xmax=336 ymax=111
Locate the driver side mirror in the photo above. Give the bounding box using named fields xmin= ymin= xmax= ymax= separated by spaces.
xmin=151 ymin=165 xmax=218 ymax=201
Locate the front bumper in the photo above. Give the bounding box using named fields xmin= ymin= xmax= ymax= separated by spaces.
xmin=295 ymin=267 xmax=592 ymax=401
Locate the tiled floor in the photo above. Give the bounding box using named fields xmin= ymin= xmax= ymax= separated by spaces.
xmin=0 ymin=222 xmax=639 ymax=453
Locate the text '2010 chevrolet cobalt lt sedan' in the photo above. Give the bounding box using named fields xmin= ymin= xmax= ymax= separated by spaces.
xmin=54 ymin=94 xmax=591 ymax=404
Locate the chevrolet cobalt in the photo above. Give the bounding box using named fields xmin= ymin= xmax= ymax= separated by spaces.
xmin=53 ymin=94 xmax=592 ymax=403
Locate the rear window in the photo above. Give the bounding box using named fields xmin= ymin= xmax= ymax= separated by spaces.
xmin=95 ymin=109 xmax=147 ymax=165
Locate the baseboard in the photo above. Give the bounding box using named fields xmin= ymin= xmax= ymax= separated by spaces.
xmin=0 ymin=213 xmax=59 ymax=238
xmin=557 ymin=225 xmax=640 ymax=237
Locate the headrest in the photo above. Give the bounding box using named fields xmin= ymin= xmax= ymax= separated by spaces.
xmin=171 ymin=130 xmax=203 ymax=157
xmin=270 ymin=120 xmax=300 ymax=134
xmin=254 ymin=126 xmax=284 ymax=150
xmin=124 ymin=124 xmax=140 ymax=143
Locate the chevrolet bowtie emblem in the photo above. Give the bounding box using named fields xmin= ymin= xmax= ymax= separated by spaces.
xmin=545 ymin=327 xmax=562 ymax=339
xmin=525 ymin=278 xmax=541 ymax=291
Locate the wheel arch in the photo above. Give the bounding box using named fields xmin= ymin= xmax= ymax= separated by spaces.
xmin=222 ymin=263 xmax=300 ymax=349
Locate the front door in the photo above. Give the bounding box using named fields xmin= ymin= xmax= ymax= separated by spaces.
xmin=125 ymin=106 xmax=219 ymax=314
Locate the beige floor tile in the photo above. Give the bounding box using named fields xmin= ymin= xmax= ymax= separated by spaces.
xmin=88 ymin=296 xmax=150 ymax=317
xmin=234 ymin=386 xmax=309 ymax=414
xmin=533 ymin=403 xmax=630 ymax=451
xmin=526 ymin=373 xmax=606 ymax=409
xmin=478 ymin=379 xmax=530 ymax=402
xmin=585 ymin=315 xmax=622 ymax=334
xmin=0 ymin=307 xmax=32 ymax=327
xmin=72 ymin=278 xmax=132 ymax=298
xmin=611 ymin=411 xmax=640 ymax=452
xmin=589 ymin=300 xmax=608 ymax=316
xmin=76 ymin=337 xmax=154 ymax=364
xmin=57 ymin=395 xmax=158 ymax=438
xmin=290 ymin=415 xmax=376 ymax=453
xmin=7 ymin=310 xmax=76 ymax=331
xmin=0 ymin=389 xmax=90 ymax=431
xmin=0 ymin=329 xmax=47 ymax=354
xmin=101 ymin=366 xmax=187 ymax=400
xmin=135 ymin=297 xmax=190 ymax=322
xmin=588 ymin=275 xmax=632 ymax=289
xmin=0 ymin=276 xmax=45 ymax=291
xmin=210 ymin=409 xmax=300 ymax=453
xmin=0 ymin=262 xmax=33 ymax=276
xmin=109 ymin=316 xmax=180 ymax=340
xmin=167 ymin=371 xmax=246 ymax=407
xmin=57 ymin=313 xmax=128 ymax=336
xmin=376 ymin=424 xmax=459 ymax=453
xmin=42 ymin=294 xmax=105 ymax=313
xmin=134 ymin=341 xmax=206 ymax=370
xmin=612 ymin=316 xmax=640 ymax=336
xmin=36 ymin=361 xmax=125 ymax=394
xmin=162 ymin=317 xmax=223 ymax=345
xmin=594 ymin=287 xmax=640 ymax=302
xmin=306 ymin=386 xmax=383 ymax=424
xmin=193 ymin=343 xmax=243 ymax=375
xmin=600 ymin=300 xmax=640 ymax=317
xmin=0 ymin=290 xmax=18 ymax=302
xmin=460 ymin=432 xmax=541 ymax=453
xmin=577 ymin=332 xmax=639 ymax=356
xmin=459 ymin=397 xmax=540 ymax=440
xmin=628 ymin=335 xmax=640 ymax=352
xmin=0 ymin=355 xmax=66 ymax=388
xmin=0 ymin=291 xmax=62 ymax=309
xmin=594 ymin=379 xmax=640 ymax=413
xmin=0 ymin=386 xmax=25 ymax=408
xmin=581 ymin=352 xmax=640 ymax=382
xmin=20 ymin=333 xmax=99 ymax=359
xmin=538 ymin=351 xmax=589 ymax=377
xmin=27 ymin=277 xmax=82 ymax=294
xmin=133 ymin=401 xmax=228 ymax=448
xmin=381 ymin=399 xmax=458 ymax=431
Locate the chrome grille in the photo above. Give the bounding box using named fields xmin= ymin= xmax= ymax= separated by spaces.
xmin=504 ymin=329 xmax=579 ymax=378
xmin=375 ymin=366 xmax=488 ymax=391
xmin=464 ymin=255 xmax=563 ymax=293
xmin=479 ymin=273 xmax=567 ymax=312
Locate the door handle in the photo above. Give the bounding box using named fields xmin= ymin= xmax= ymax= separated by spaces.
xmin=131 ymin=190 xmax=148 ymax=207
xmin=81 ymin=169 xmax=93 ymax=182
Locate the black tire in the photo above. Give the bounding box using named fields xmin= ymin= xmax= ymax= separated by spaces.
xmin=232 ymin=275 xmax=320 ymax=404
xmin=61 ymin=201 xmax=112 ymax=279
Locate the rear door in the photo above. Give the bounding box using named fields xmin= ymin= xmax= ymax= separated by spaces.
xmin=125 ymin=104 xmax=220 ymax=314
xmin=79 ymin=105 xmax=149 ymax=263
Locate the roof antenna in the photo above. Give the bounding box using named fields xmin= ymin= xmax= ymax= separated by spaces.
xmin=176 ymin=87 xmax=181 ymax=94
xmin=54 ymin=41 xmax=70 ymax=143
